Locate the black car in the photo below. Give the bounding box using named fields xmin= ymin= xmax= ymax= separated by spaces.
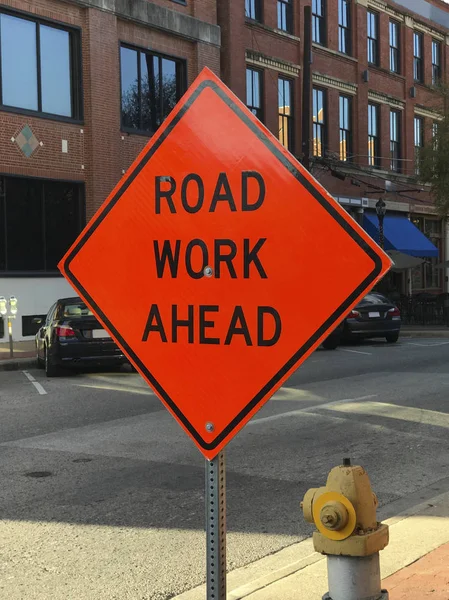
xmin=36 ymin=297 xmax=128 ymax=377
xmin=322 ymin=320 xmax=344 ymax=350
xmin=343 ymin=292 xmax=401 ymax=343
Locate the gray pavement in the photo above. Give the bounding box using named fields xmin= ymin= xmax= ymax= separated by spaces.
xmin=0 ymin=337 xmax=449 ymax=599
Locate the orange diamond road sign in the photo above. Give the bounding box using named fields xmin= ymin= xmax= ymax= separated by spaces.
xmin=59 ymin=68 xmax=390 ymax=459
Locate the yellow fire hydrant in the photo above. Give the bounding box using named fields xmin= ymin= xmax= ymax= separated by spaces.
xmin=301 ymin=459 xmax=389 ymax=600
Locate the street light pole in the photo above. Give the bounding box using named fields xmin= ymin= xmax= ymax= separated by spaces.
xmin=375 ymin=198 xmax=387 ymax=249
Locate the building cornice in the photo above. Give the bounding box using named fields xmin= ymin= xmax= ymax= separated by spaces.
xmin=246 ymin=50 xmax=300 ymax=77
xmin=366 ymin=0 xmax=405 ymax=22
xmin=414 ymin=105 xmax=443 ymax=121
xmin=312 ymin=72 xmax=357 ymax=95
xmin=64 ymin=0 xmax=221 ymax=46
xmin=368 ymin=90 xmax=405 ymax=109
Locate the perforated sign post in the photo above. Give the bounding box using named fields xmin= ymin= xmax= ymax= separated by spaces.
xmin=59 ymin=68 xmax=390 ymax=599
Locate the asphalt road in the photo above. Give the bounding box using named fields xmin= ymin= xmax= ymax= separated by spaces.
xmin=1 ymin=336 xmax=449 ymax=599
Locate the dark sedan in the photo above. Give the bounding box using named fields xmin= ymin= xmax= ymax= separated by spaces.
xmin=36 ymin=297 xmax=128 ymax=377
xmin=343 ymin=292 xmax=401 ymax=343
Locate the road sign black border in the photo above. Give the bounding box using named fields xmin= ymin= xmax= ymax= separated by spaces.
xmin=63 ymin=78 xmax=384 ymax=453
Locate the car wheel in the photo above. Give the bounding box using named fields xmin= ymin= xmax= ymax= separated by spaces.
xmin=322 ymin=337 xmax=339 ymax=350
xmin=45 ymin=348 xmax=60 ymax=378
xmin=386 ymin=332 xmax=399 ymax=343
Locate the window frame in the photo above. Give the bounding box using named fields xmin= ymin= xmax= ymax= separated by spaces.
xmin=0 ymin=174 xmax=85 ymax=276
xmin=414 ymin=115 xmax=424 ymax=175
xmin=390 ymin=109 xmax=401 ymax=173
xmin=278 ymin=76 xmax=294 ymax=153
xmin=432 ymin=39 xmax=441 ymax=85
xmin=368 ymin=103 xmax=380 ymax=168
xmin=312 ymin=86 xmax=326 ymax=158
xmin=312 ymin=0 xmax=326 ymax=46
xmin=367 ymin=10 xmax=379 ymax=66
xmin=245 ymin=0 xmax=262 ymax=22
xmin=119 ymin=42 xmax=187 ymax=136
xmin=338 ymin=0 xmax=351 ymax=55
xmin=246 ymin=67 xmax=264 ymax=122
xmin=389 ymin=20 xmax=401 ymax=74
xmin=339 ymin=94 xmax=352 ymax=162
xmin=413 ymin=31 xmax=424 ymax=83
xmin=0 ymin=7 xmax=83 ymax=123
xmin=277 ymin=0 xmax=293 ymax=34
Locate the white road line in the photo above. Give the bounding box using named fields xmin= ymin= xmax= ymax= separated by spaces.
xmin=339 ymin=348 xmax=372 ymax=355
xmin=249 ymin=394 xmax=378 ymax=425
xmin=405 ymin=341 xmax=449 ymax=347
xmin=22 ymin=371 xmax=47 ymax=396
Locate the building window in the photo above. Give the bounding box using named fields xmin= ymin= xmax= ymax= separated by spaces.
xmin=411 ymin=217 xmax=443 ymax=290
xmin=368 ymin=103 xmax=380 ymax=168
xmin=0 ymin=10 xmax=82 ymax=119
xmin=390 ymin=109 xmax=401 ymax=172
xmin=367 ymin=11 xmax=379 ymax=65
xmin=312 ymin=87 xmax=326 ymax=157
xmin=433 ymin=121 xmax=439 ymax=149
xmin=338 ymin=0 xmax=351 ymax=55
xmin=246 ymin=68 xmax=263 ymax=121
xmin=277 ymin=0 xmax=292 ymax=33
xmin=120 ymin=45 xmax=185 ymax=133
xmin=278 ymin=77 xmax=294 ymax=152
xmin=339 ymin=95 xmax=352 ymax=161
xmin=414 ymin=116 xmax=423 ymax=175
xmin=432 ymin=40 xmax=441 ymax=85
xmin=312 ymin=0 xmax=326 ymax=45
xmin=413 ymin=32 xmax=423 ymax=83
xmin=245 ymin=0 xmax=262 ymax=22
xmin=389 ymin=20 xmax=400 ymax=73
xmin=0 ymin=176 xmax=84 ymax=273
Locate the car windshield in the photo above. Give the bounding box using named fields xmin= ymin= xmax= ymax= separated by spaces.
xmin=62 ymin=302 xmax=94 ymax=318
xmin=358 ymin=293 xmax=390 ymax=306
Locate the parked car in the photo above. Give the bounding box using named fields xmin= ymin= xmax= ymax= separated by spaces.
xmin=35 ymin=297 xmax=128 ymax=377
xmin=343 ymin=292 xmax=401 ymax=343
xmin=322 ymin=320 xmax=344 ymax=350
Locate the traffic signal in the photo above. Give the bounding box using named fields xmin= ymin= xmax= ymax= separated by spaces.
xmin=0 ymin=296 xmax=6 ymax=316
xmin=9 ymin=296 xmax=18 ymax=316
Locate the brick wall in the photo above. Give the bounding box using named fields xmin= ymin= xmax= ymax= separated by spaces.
xmin=0 ymin=0 xmax=220 ymax=222
xmin=219 ymin=0 xmax=449 ymax=191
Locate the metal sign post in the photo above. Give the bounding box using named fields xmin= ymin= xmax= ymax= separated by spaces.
xmin=206 ymin=451 xmax=226 ymax=600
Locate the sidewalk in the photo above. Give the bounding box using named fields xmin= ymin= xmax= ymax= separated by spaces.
xmin=385 ymin=541 xmax=449 ymax=599
xmin=0 ymin=339 xmax=36 ymax=371
xmin=174 ymin=488 xmax=449 ymax=600
xmin=401 ymin=325 xmax=449 ymax=338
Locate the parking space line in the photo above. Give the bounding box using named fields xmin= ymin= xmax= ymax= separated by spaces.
xmin=339 ymin=348 xmax=372 ymax=356
xmin=22 ymin=371 xmax=47 ymax=396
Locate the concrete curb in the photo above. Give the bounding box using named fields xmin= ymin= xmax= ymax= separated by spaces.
xmin=401 ymin=329 xmax=449 ymax=338
xmin=0 ymin=358 xmax=37 ymax=372
xmin=172 ymin=487 xmax=449 ymax=600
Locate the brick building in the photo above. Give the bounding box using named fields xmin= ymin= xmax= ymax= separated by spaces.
xmin=0 ymin=0 xmax=220 ymax=340
xmin=220 ymin=0 xmax=449 ymax=299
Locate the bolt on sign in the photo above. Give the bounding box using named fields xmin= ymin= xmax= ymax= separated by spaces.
xmin=59 ymin=68 xmax=390 ymax=460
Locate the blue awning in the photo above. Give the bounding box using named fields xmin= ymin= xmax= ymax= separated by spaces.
xmin=363 ymin=213 xmax=438 ymax=258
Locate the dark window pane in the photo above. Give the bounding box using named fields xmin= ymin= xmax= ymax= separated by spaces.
xmin=0 ymin=179 xmax=5 ymax=271
xmin=0 ymin=14 xmax=38 ymax=110
xmin=121 ymin=47 xmax=139 ymax=129
xmin=6 ymin=178 xmax=44 ymax=271
xmin=44 ymin=182 xmax=81 ymax=270
xmin=161 ymin=58 xmax=178 ymax=120
xmin=140 ymin=52 xmax=154 ymax=132
xmin=40 ymin=25 xmax=71 ymax=116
